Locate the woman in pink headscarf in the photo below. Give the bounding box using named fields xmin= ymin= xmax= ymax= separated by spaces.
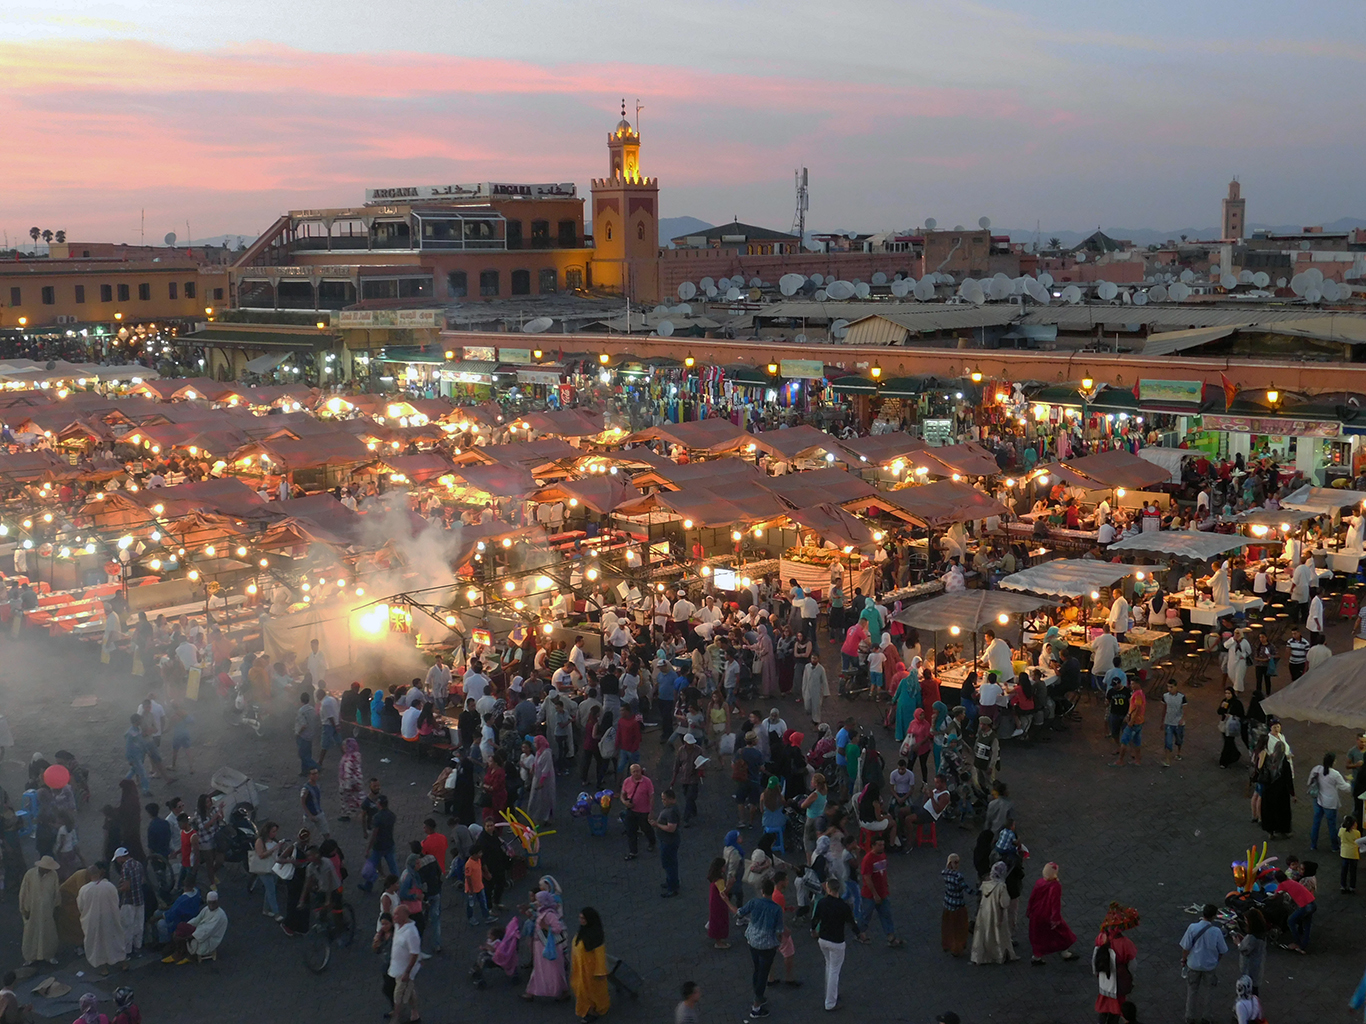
xmin=904 ymin=707 xmax=933 ymax=781
xmin=523 ymin=888 xmax=569 ymax=1000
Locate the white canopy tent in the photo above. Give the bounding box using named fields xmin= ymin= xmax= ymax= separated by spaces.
xmin=1261 ymin=647 xmax=1366 ymax=730
xmin=1135 ymin=447 xmax=1198 ymax=484
xmin=999 ymin=559 xmax=1165 ymax=599
xmin=1281 ymin=485 xmax=1366 ymax=515
xmin=891 ymin=590 xmax=1055 ymax=633
xmin=1106 ymin=530 xmax=1252 ymax=561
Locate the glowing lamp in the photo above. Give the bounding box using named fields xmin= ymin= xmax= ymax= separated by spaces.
xmin=1090 ymin=591 xmax=1100 ymax=600
xmin=685 ymin=355 xmax=695 ymax=368
xmin=445 ymin=614 xmax=457 ymax=627
xmin=466 ymin=588 xmax=480 ymax=601
xmin=118 ymin=535 xmax=133 ymax=550
xmin=259 ymin=558 xmax=269 ymax=567
xmin=237 ymin=546 xmax=247 ymax=557
xmin=1081 ymin=373 xmax=1094 ymax=392
xmin=731 ymin=530 xmax=742 ymax=541
xmin=870 ymin=365 xmax=882 ymax=379
xmin=1116 ymin=488 xmax=1126 ymax=498
xmin=503 ymin=581 xmax=516 ymax=592
xmin=683 ymin=519 xmax=694 ymax=529
xmin=542 ymin=623 xmax=553 ymax=635
xmin=997 ymin=613 xmax=1009 ymax=625
xmin=586 ymin=568 xmax=599 ymax=581
xmin=188 ymin=570 xmax=199 ymax=581
xmin=970 ymin=368 xmax=983 ymax=383
xmin=246 ymin=583 xmax=258 ymax=595
xmin=1266 ymin=387 xmax=1279 ymax=406
xmin=701 ymin=566 xmax=711 ymax=576
xmin=767 ymin=363 xmax=778 ymax=375
xmin=949 ymin=625 xmax=961 ymax=636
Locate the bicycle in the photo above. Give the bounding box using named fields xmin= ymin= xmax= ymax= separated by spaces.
xmin=303 ymin=897 xmax=356 ymax=973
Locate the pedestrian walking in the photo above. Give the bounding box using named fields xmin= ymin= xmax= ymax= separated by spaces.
xmin=621 ymin=762 xmax=656 ymax=861
xmin=1093 ymin=902 xmax=1138 ymax=1024
xmin=1179 ymin=903 xmax=1228 ymax=1023
xmin=736 ymin=878 xmax=785 ymax=1018
xmin=300 ymin=767 xmax=330 ymax=838
xmin=1025 ymin=862 xmax=1077 ymax=965
xmin=387 ymin=904 xmax=421 ymax=1024
xmin=940 ymin=853 xmax=969 ymax=957
xmin=675 ymin=981 xmax=702 ymax=1024
xmin=858 ymin=837 xmax=903 ymax=947
xmin=294 ymin=691 xmax=320 ymax=776
xmin=571 ymin=906 xmax=610 ymax=1023
xmin=810 ymin=877 xmax=866 ymax=1011
xmin=970 ymin=861 xmax=1016 ymax=964
xmin=651 ymin=787 xmax=682 ymax=897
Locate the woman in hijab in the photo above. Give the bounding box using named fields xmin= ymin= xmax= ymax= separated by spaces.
xmin=1093 ymin=902 xmax=1139 ymax=1023
xmin=523 ymin=889 xmax=569 ymax=1001
xmin=1259 ymin=719 xmax=1295 ymax=839
xmin=893 ymin=663 xmax=921 ymax=742
xmin=337 ymin=738 xmax=364 ymax=822
xmin=1245 ymin=689 xmax=1268 ymax=753
xmin=905 ymin=708 xmax=933 ymax=781
xmin=1218 ymin=687 xmax=1245 ymax=769
xmin=570 ymin=906 xmax=610 ymax=1022
xmin=722 ymin=830 xmax=745 ymax=905
xmin=1233 ymin=974 xmax=1262 ymax=1024
xmin=747 ymin=626 xmax=778 ymax=698
xmin=357 ymin=687 xmax=373 ymax=726
xmin=1025 ymin=862 xmax=1078 ymax=965
xmin=369 ymin=689 xmax=385 ymax=729
xmin=970 ymin=861 xmax=1017 ymax=964
xmin=527 ymin=736 xmax=556 ymax=826
xmin=920 ymin=664 xmax=941 ymax=713
xmin=931 ymin=701 xmax=951 ymax=773
xmin=776 ymin=627 xmax=796 ymax=695
xmin=113 ymin=780 xmax=145 ymax=865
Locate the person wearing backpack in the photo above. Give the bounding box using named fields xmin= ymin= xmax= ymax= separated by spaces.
xmin=1179 ymin=903 xmax=1228 ymax=1024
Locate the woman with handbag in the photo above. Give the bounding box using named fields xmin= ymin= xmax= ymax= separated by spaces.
xmin=1218 ymin=688 xmax=1245 ymax=769
xmin=249 ymin=821 xmax=283 ymax=921
xmin=1093 ymin=902 xmax=1139 ymax=1023
xmin=523 ymin=890 xmax=569 ymax=1001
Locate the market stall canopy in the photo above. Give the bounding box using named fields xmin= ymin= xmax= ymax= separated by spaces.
xmin=258 ymin=493 xmax=366 ymax=549
xmin=1106 ymin=529 xmax=1251 ymax=560
xmin=243 ymin=352 xmax=292 ymax=375
xmin=625 ymin=418 xmax=751 ymax=452
xmin=1281 ymin=485 xmax=1366 ymax=514
xmin=234 ymin=384 xmax=319 ymax=409
xmin=785 ymin=503 xmax=879 ymax=550
xmin=631 ymin=457 xmax=768 ymax=493
xmin=746 ymin=425 xmax=861 ymax=467
xmin=381 ymin=451 xmax=457 ymax=484
xmin=0 ymin=450 xmax=83 ymax=483
xmin=838 ymin=431 xmax=927 ymax=465
xmin=999 ymin=558 xmax=1166 ymax=598
xmin=449 ymin=522 xmax=544 ymax=570
xmin=762 ymin=466 xmax=878 ymax=508
xmin=231 ymin=432 xmax=374 ymax=472
xmin=520 ymin=408 xmax=606 ymax=437
xmin=1037 ymin=450 xmax=1171 ymax=491
xmin=919 ymin=442 xmax=1000 ymax=479
xmin=1260 ymin=647 xmax=1366 ymax=730
xmin=1136 ymin=446 xmax=1199 ymax=483
xmin=448 ymin=463 xmax=538 ymax=498
xmin=128 ymin=377 xmax=236 ymax=403
xmin=891 ymin=590 xmax=1054 ymax=633
xmin=1231 ymin=508 xmax=1320 ymax=528
xmin=619 ymin=485 xmax=786 ymax=527
xmin=530 ymin=477 xmax=642 ymax=515
xmin=454 ymin=438 xmax=579 ymax=474
xmin=877 ymin=480 xmax=1009 ymax=528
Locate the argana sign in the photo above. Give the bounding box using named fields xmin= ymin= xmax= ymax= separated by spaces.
xmin=365 ymin=182 xmax=577 ymax=204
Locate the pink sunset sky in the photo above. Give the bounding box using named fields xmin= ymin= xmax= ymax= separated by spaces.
xmin=3 ymin=0 xmax=1365 ymax=245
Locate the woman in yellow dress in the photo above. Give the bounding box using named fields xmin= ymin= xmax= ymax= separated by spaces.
xmin=570 ymin=906 xmax=610 ymax=1022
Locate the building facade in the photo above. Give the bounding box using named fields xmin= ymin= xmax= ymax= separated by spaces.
xmin=0 ymin=259 xmax=229 ymax=330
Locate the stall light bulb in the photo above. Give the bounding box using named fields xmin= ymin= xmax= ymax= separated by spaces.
xmin=247 ymin=583 xmax=258 ymax=595
xmin=205 ymin=545 xmax=215 ymax=556
xmin=536 ymin=576 xmax=552 ymax=589
xmin=149 ymin=558 xmax=162 ymax=570
xmin=445 ymin=614 xmax=457 ymax=627
xmin=466 ymin=589 xmax=480 ymax=601
xmin=259 ymin=557 xmax=268 ymax=567
xmin=236 ymin=546 xmax=247 ymax=557
xmin=997 ymin=613 xmax=1009 ymax=625
xmin=355 ymin=587 xmax=364 ymax=597
xmin=586 ymin=569 xmax=599 ymax=581
xmin=42 ymin=513 xmax=52 ymax=523
xmin=684 ymin=519 xmax=694 ymax=529
xmin=188 ymin=570 xmax=199 ymax=581
xmin=1090 ymin=591 xmax=1100 ymax=600
xmin=22 ymin=519 xmax=32 ymax=530
xmin=542 ymin=624 xmax=553 ymax=635
xmin=701 ymin=566 xmax=711 ymax=576
xmin=949 ymin=625 xmax=961 ymax=636
xmin=504 ymin=581 xmax=516 ymax=591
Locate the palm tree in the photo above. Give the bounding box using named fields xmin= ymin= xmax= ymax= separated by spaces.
xmin=1047 ymin=236 xmax=1061 ymax=250
xmin=54 ymin=230 xmax=66 ymax=243
xmin=41 ymin=230 xmax=53 ymax=244
xmin=28 ymin=227 xmax=39 ymax=248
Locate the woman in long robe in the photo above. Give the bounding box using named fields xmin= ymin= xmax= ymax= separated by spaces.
xmin=337 ymin=738 xmax=364 ymax=821
xmin=970 ymin=861 xmax=1017 ymax=964
xmin=570 ymin=906 xmax=610 ymax=1020
xmin=1093 ymin=903 xmax=1139 ymax=1022
xmin=920 ymin=666 xmax=941 ymax=715
xmin=1025 ymin=862 xmax=1078 ymax=964
xmin=776 ymin=629 xmax=796 ymax=695
xmin=18 ymin=858 xmax=60 ymax=965
xmin=77 ymin=867 xmax=125 ymax=974
xmin=1259 ymin=743 xmax=1295 ymax=838
xmin=748 ymin=629 xmax=778 ymax=698
xmin=57 ymin=865 xmax=91 ymax=947
xmin=706 ymin=857 xmax=734 ymax=948
xmin=523 ymin=891 xmax=569 ymax=1001
xmin=931 ymin=701 xmax=951 ymax=773
xmin=527 ymin=736 xmax=556 ymax=826
xmin=893 ymin=665 xmax=921 ymax=742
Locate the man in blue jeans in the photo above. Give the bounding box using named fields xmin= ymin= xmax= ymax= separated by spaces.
xmin=736 ymin=878 xmax=785 ymax=1019
xmin=1276 ymin=871 xmax=1317 ymax=953
xmin=124 ymin=713 xmax=152 ymax=796
xmin=359 ymin=795 xmax=398 ymax=891
xmin=651 ymin=788 xmax=681 ymax=897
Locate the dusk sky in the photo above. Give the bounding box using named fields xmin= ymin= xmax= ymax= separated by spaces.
xmin=4 ymin=1 xmax=1365 ymax=246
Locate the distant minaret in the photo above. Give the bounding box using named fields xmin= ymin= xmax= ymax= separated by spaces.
xmin=1222 ymin=178 xmax=1245 ymax=241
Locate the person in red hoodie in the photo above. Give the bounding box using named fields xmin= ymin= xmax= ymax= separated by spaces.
xmin=1276 ymin=870 xmax=1317 ymax=953
xmin=615 ymin=704 xmax=642 ymax=776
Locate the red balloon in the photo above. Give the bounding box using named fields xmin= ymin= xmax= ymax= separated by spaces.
xmin=43 ymin=764 xmax=70 ymax=790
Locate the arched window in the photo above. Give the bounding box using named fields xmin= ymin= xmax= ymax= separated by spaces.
xmin=511 ymin=269 xmax=531 ymax=295
xmin=637 ymin=222 xmax=644 ymax=240
xmin=605 ymin=222 xmax=613 ymax=241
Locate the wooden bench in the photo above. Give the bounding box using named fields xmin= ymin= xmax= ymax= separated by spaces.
xmin=347 ymin=721 xmax=453 ymax=761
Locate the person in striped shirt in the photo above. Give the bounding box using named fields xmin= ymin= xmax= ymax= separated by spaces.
xmin=1286 ymin=628 xmax=1311 ymax=680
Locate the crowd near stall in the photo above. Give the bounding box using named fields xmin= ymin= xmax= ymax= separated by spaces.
xmin=4 ymin=367 xmax=1366 ymax=1024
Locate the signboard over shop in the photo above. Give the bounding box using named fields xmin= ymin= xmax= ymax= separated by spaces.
xmin=337 ymin=309 xmax=443 ymax=329
xmin=1203 ymin=414 xmax=1342 ymax=438
xmin=364 ymin=182 xmax=577 ymax=204
xmin=780 ymin=359 xmax=826 ymax=379
xmin=1138 ymin=379 xmax=1203 ymax=404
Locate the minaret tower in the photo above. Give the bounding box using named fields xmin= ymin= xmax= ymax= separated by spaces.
xmin=591 ymin=99 xmax=660 ymax=303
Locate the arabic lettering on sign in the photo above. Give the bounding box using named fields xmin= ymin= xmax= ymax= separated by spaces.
xmin=1202 ymin=414 xmax=1341 ymax=438
xmin=364 ymin=182 xmax=578 ymax=204
xmin=337 ymin=310 xmax=443 ymax=329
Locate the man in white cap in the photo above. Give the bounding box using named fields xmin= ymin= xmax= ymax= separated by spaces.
xmin=113 ymin=847 xmax=146 ymax=955
xmin=164 ymin=889 xmax=228 ymax=964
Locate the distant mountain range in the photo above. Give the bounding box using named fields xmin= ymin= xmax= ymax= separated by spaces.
xmin=659 ymin=217 xmax=713 ymax=246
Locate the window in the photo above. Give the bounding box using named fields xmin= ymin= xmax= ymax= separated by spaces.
xmin=538 ymin=269 xmax=557 ymax=294
xmin=138 ymin=283 xmax=151 ymax=301
xmin=117 ymin=284 xmax=129 ymax=301
xmin=184 ymin=281 xmax=196 ymax=299
xmin=505 ymin=220 xmax=522 ymax=249
xmin=41 ymin=286 xmax=55 ymax=305
xmin=398 ymin=277 xmax=431 ymax=298
xmin=479 ymin=270 xmax=499 ymax=296
xmin=213 ymin=287 xmax=223 ymax=301
xmin=168 ymin=281 xmax=178 ymax=300
xmin=8 ymin=287 xmax=19 ymax=306
xmin=637 ymin=222 xmax=645 ymax=240
xmin=511 ymin=269 xmax=531 ymax=295
xmin=361 ymin=276 xmax=432 ymax=300
xmin=605 ymin=222 xmax=613 ymax=241
xmin=558 ymin=220 xmax=577 ymax=247
xmin=81 ymin=250 xmax=90 ymax=258
xmin=74 ymin=285 xmax=85 ymax=304
xmin=530 ymin=220 xmax=550 ymax=247
xmin=565 ymin=268 xmax=583 ymax=291
xmin=100 ymin=284 xmax=113 ymax=303
xmin=447 ymin=271 xmax=468 ymax=298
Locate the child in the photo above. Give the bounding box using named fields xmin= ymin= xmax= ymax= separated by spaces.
xmin=464 ymin=848 xmax=490 ymax=925
xmin=1340 ymin=815 xmax=1361 ymax=894
xmin=867 ymin=646 xmax=886 ymax=696
xmin=470 ymin=920 xmax=521 ymax=988
xmin=176 ymin=812 xmax=199 ymax=888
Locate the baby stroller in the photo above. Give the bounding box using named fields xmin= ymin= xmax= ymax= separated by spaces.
xmin=470 ymin=918 xmax=522 ymax=988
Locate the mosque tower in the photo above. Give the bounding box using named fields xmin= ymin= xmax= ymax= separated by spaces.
xmin=591 ymin=99 xmax=660 ymax=303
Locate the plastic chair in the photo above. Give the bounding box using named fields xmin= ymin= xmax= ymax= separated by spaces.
xmin=1340 ymin=593 xmax=1359 ymax=620
xmin=914 ymin=821 xmax=938 ymax=848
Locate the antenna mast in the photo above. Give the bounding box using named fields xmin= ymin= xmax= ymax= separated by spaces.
xmin=791 ymin=167 xmax=809 ymax=248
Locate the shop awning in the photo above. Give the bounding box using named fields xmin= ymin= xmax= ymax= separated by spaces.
xmin=1037 ymin=450 xmax=1171 ymax=491
xmin=1135 ymin=447 xmax=1198 ymax=483
xmin=920 ymin=442 xmax=1000 ymax=478
xmin=1141 ymin=325 xmax=1247 ymax=357
xmin=382 ymin=451 xmax=456 ymax=484
xmin=1230 ymin=508 xmax=1319 ymax=528
xmin=1000 ymin=559 xmax=1166 ymax=599
xmin=785 ymin=503 xmax=879 ymax=550
xmin=625 ymin=419 xmax=751 ymax=452
xmin=516 ymin=365 xmax=565 ymax=385
xmin=828 ymin=375 xmax=878 ymax=394
xmin=244 ymin=351 xmax=293 ymax=374
xmin=1281 ymin=485 xmax=1366 ymax=514
xmin=442 ymin=360 xmax=497 ymax=383
xmin=747 ymin=425 xmax=861 ymax=466
xmin=762 ymin=466 xmax=879 ymax=508
xmin=891 ymin=590 xmax=1054 ymax=634
xmin=1106 ymin=530 xmax=1252 ymax=560
xmin=449 ymin=463 xmax=537 ymax=497
xmin=1260 ymin=647 xmax=1366 ymax=729
xmin=531 ymin=477 xmax=641 ymax=515
xmin=521 ymin=408 xmax=605 ymax=437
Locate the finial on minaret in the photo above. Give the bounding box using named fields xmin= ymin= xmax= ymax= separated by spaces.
xmin=621 ymin=97 xmax=626 ymax=119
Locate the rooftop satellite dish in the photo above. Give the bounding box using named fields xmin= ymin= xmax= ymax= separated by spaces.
xmin=810 ymin=273 xmax=824 ymax=285
xmin=1012 ymin=277 xmax=1028 ymax=296
xmin=749 ymin=276 xmax=763 ymax=288
xmin=846 ymin=231 xmax=859 ymax=240
xmin=1321 ymin=280 xmax=1341 ymax=302
xmin=678 ymin=281 xmax=697 ymax=300
xmin=1075 ymin=251 xmax=1087 ymax=262
xmin=830 ymin=318 xmax=850 ymax=339
xmin=1025 ymin=278 xmax=1046 ymax=303
xmin=826 ymin=280 xmax=856 ymax=300
xmin=794 ymin=334 xmax=807 ymax=344
xmin=1038 ymin=272 xmax=1053 ymax=288
xmin=1133 ymin=291 xmax=1149 ymax=306
xmin=779 ymin=274 xmax=802 ymax=296
xmin=854 ymin=282 xmax=871 ymax=299
xmin=953 ymin=224 xmax=965 ymax=232
xmin=652 ymin=304 xmax=668 ymax=315
xmin=1180 ymin=269 xmax=1194 ymax=283
xmin=1220 ymin=274 xmax=1237 ymax=290
xmin=674 ymin=303 xmax=693 ymax=314
xmin=1276 ymin=277 xmax=1287 ymax=288
xmin=913 ymin=279 xmax=935 ymax=300
xmin=814 ymin=289 xmax=828 ymax=302
xmin=522 ymin=316 xmax=554 ymax=334
xmin=163 ymin=231 xmax=176 ymax=246
xmin=1306 ymin=268 xmax=1324 ymax=287
xmin=1305 ymin=287 xmax=1322 ymax=303
xmin=924 ymin=218 xmax=937 ymax=230
xmin=657 ymin=320 xmax=675 ymax=337
xmin=1238 ymin=270 xmax=1254 ymax=284
xmin=704 ymin=285 xmax=718 ymax=298
xmin=1097 ymin=280 xmax=1118 ymax=301
xmin=1170 ymin=282 xmax=1191 ymax=302
xmin=871 ymin=271 xmax=887 ymax=285
xmin=978 ymin=216 xmax=991 ymax=230
xmin=889 ymin=279 xmax=909 ymax=297
xmin=1290 ymin=273 xmax=1309 ymax=296
xmin=1061 ymin=284 xmax=1082 ymax=304
xmin=725 ymin=286 xmax=741 ymax=302
xmin=1253 ymin=272 xmax=1269 ymax=288
xmin=1210 ymin=264 xmax=1221 ymax=277
xmin=700 ymin=277 xmax=715 ymax=290
xmin=1149 ymin=284 xmax=1167 ymax=302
